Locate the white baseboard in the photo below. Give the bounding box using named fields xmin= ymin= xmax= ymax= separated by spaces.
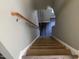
xmin=0 ymin=42 xmax=14 ymax=59
xmin=53 ymin=36 xmax=79 ymax=56
xmin=19 ymin=35 xmax=40 ymax=59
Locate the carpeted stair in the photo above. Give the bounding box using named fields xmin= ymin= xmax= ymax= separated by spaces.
xmin=23 ymin=37 xmax=73 ymax=59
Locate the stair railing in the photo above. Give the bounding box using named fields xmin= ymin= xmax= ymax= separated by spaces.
xmin=11 ymin=11 xmax=39 ymax=29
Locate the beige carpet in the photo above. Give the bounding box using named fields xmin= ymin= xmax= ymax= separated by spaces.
xmin=22 ymin=55 xmax=73 ymax=59
xmin=27 ymin=37 xmax=71 ymax=56
xmin=24 ymin=37 xmax=73 ymax=59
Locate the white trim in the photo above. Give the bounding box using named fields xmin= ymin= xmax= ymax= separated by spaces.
xmin=19 ymin=35 xmax=40 ymax=59
xmin=53 ymin=36 xmax=79 ymax=56
xmin=0 ymin=42 xmax=14 ymax=59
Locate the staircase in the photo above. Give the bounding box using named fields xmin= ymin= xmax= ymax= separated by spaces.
xmin=22 ymin=37 xmax=73 ymax=59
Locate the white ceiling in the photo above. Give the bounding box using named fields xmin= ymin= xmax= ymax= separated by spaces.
xmin=32 ymin=0 xmax=55 ymax=10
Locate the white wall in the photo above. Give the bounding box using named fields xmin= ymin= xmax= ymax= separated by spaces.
xmin=53 ymin=0 xmax=68 ymax=15
xmin=38 ymin=7 xmax=55 ymax=23
xmin=0 ymin=0 xmax=39 ymax=59
xmin=54 ymin=0 xmax=79 ymax=50
xmin=32 ymin=0 xmax=55 ymax=10
xmin=44 ymin=7 xmax=55 ymax=22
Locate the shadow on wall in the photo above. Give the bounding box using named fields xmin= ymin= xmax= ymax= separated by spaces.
xmin=46 ymin=18 xmax=55 ymax=36
xmin=39 ymin=18 xmax=55 ymax=37
xmin=38 ymin=6 xmax=56 ymax=37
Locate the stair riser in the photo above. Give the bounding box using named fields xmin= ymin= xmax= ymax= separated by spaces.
xmin=27 ymin=49 xmax=71 ymax=56
xmin=31 ymin=46 xmax=65 ymax=49
xmin=26 ymin=37 xmax=71 ymax=56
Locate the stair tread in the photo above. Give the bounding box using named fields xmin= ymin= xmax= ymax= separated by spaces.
xmin=27 ymin=49 xmax=71 ymax=56
xmin=30 ymin=46 xmax=65 ymax=49
xmin=26 ymin=37 xmax=71 ymax=56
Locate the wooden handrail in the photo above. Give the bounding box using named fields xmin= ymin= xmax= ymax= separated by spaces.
xmin=11 ymin=12 xmax=39 ymax=28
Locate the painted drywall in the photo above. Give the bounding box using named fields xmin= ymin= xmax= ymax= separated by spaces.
xmin=0 ymin=0 xmax=39 ymax=59
xmin=43 ymin=7 xmax=55 ymax=22
xmin=38 ymin=7 xmax=55 ymax=23
xmin=32 ymin=0 xmax=55 ymax=10
xmin=54 ymin=0 xmax=79 ymax=50
xmin=53 ymin=0 xmax=68 ymax=15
